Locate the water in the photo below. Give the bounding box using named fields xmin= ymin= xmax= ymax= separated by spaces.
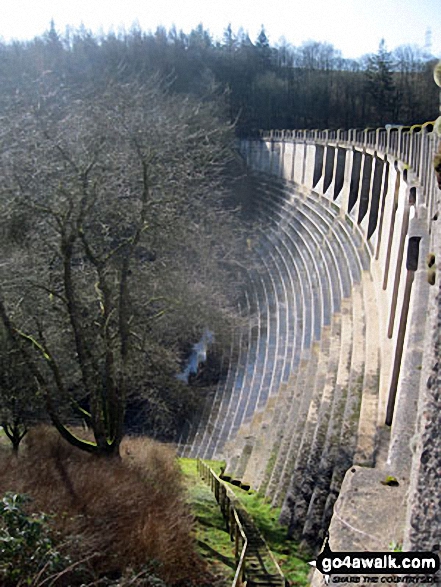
xmin=176 ymin=328 xmax=214 ymax=384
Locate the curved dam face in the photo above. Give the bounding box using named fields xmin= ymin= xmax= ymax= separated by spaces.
xmin=181 ymin=126 xmax=441 ymax=556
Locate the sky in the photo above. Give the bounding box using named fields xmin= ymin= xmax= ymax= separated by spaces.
xmin=1 ymin=0 xmax=441 ymax=60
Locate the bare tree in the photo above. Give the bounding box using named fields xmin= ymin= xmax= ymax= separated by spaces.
xmin=0 ymin=75 xmax=245 ymax=457
xmin=0 ymin=325 xmax=44 ymax=452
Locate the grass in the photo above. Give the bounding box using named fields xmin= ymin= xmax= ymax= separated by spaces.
xmin=180 ymin=458 xmax=235 ymax=586
xmin=227 ymin=483 xmax=310 ymax=586
xmin=181 ymin=458 xmax=310 ymax=587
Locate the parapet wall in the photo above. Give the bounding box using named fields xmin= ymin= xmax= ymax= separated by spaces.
xmin=239 ymin=125 xmax=441 ymax=559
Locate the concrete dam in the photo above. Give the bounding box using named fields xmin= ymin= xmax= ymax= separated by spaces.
xmin=180 ymin=124 xmax=441 ymax=559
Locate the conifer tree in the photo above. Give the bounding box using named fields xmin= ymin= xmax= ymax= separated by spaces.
xmin=365 ymin=39 xmax=397 ymax=125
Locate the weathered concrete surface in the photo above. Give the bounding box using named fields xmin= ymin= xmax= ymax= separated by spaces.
xmin=387 ymin=217 xmax=430 ymax=472
xmin=400 ymin=105 xmax=441 ymax=573
xmin=309 ymin=465 xmax=408 ymax=587
xmin=403 ymin=240 xmax=441 ymax=573
xmin=328 ymin=466 xmax=407 ymax=552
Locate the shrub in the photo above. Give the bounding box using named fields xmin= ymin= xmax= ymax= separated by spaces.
xmin=0 ymin=492 xmax=70 ymax=586
xmin=0 ymin=426 xmax=209 ymax=585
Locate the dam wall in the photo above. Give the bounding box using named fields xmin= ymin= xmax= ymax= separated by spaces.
xmin=182 ymin=124 xmax=441 ymax=559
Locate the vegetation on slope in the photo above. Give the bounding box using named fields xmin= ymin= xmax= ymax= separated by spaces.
xmin=181 ymin=458 xmax=236 ymax=585
xmin=0 ymin=63 xmax=251 ymax=454
xmin=228 ymin=483 xmax=310 ymax=585
xmin=0 ymin=434 xmax=308 ymax=585
xmin=0 ymin=428 xmax=218 ymax=586
xmin=181 ymin=458 xmax=310 ymax=586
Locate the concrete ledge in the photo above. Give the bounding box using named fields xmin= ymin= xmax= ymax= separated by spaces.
xmin=328 ymin=465 xmax=407 ymax=553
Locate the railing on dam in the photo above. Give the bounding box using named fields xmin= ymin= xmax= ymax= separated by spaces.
xmin=260 ymin=124 xmax=440 ymax=214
